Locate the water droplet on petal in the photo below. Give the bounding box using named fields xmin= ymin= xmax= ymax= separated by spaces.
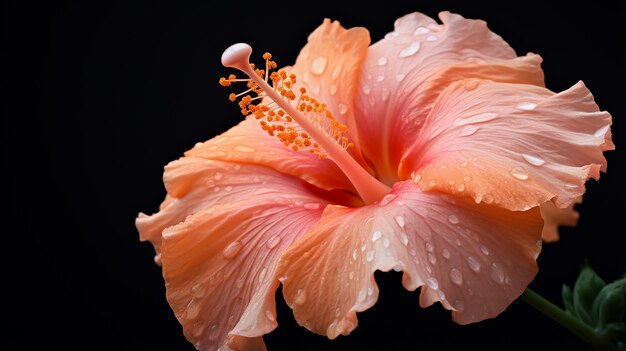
xmin=453 ymin=299 xmax=465 ymax=312
xmin=362 ymin=84 xmax=370 ymax=94
xmin=467 ymin=256 xmax=481 ymax=272
xmin=186 ymin=298 xmax=200 ymax=319
xmin=400 ymin=233 xmax=409 ymax=246
xmin=490 ymin=262 xmax=506 ymax=284
xmin=516 ymin=102 xmax=537 ymax=110
xmin=457 ymin=184 xmax=465 ymax=192
xmin=394 ymin=215 xmax=405 ymax=228
xmin=214 ymin=172 xmax=223 ymax=180
xmin=311 ymin=56 xmax=328 ymax=75
xmin=357 ymin=288 xmax=367 ymax=302
xmin=395 ymin=73 xmax=406 ymax=82
xmin=267 ymin=235 xmax=281 ymax=249
xmin=191 ymin=283 xmax=206 ymax=298
xmin=224 ymin=186 xmax=232 ymax=192
xmin=208 ymin=324 xmax=219 ymax=342
xmin=366 ymin=250 xmax=375 ymax=262
xmin=459 ymin=125 xmax=479 ymax=137
xmin=376 ymin=75 xmax=385 ymax=82
xmin=449 ymin=268 xmax=463 ymax=285
xmin=425 ymin=242 xmax=434 ymax=252
xmin=414 ymin=26 xmax=429 ymax=35
xmin=510 ymin=166 xmax=529 ymax=180
xmin=295 ymin=289 xmax=307 ymax=304
xmin=379 ymin=193 xmax=397 ymax=207
xmin=426 ymin=277 xmax=439 ymax=290
xmin=371 ymin=231 xmax=382 ymax=242
xmin=338 ymin=103 xmax=348 ymax=115
xmin=304 ymin=203 xmax=320 ymax=210
xmin=399 ymin=41 xmax=421 ymax=57
xmin=565 ymin=182 xmax=579 ymax=190
xmin=464 ymin=80 xmax=479 ymax=91
xmin=223 ymin=241 xmax=243 ymax=259
xmin=442 ymin=248 xmax=450 ymax=259
xmin=480 ymin=245 xmax=490 ymax=256
xmin=448 ymin=214 xmax=459 ymax=224
xmin=330 ymin=84 xmax=338 ymax=95
xmin=594 ymin=125 xmax=610 ymax=138
xmin=377 ymin=57 xmax=388 ymax=66
xmin=367 ymin=286 xmax=374 ymax=296
xmin=361 ymin=243 xmax=367 ymax=252
xmin=382 ymin=237 xmax=390 ymax=248
xmin=522 ymin=153 xmax=545 ymax=166
xmin=349 ymin=271 xmax=354 ymax=280
xmin=302 ymin=71 xmax=311 ymax=83
xmin=234 ymin=145 xmax=255 ymax=153
xmin=426 ymin=35 xmax=438 ymax=41
xmin=331 ymin=65 xmax=343 ymax=79
xmin=392 ymin=265 xmax=402 ymax=272
xmin=428 ymin=252 xmax=437 ymax=264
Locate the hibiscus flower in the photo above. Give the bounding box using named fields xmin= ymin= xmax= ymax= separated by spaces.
xmin=136 ymin=11 xmax=613 ymax=351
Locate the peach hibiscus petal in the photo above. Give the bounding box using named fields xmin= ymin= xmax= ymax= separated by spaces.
xmin=278 ymin=180 xmax=542 ymax=337
xmin=540 ymin=196 xmax=582 ymax=242
xmin=400 ymin=79 xmax=613 ymax=211
xmin=137 ymin=157 xmax=331 ymax=350
xmin=354 ymin=12 xmax=545 ymax=183
xmin=290 ymin=18 xmax=371 ymax=164
xmin=187 ymin=118 xmax=353 ymax=191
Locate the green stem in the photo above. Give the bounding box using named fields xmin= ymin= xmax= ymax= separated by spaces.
xmin=520 ymin=288 xmax=616 ymax=351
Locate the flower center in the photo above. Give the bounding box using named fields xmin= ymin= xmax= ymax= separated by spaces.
xmin=220 ymin=43 xmax=390 ymax=204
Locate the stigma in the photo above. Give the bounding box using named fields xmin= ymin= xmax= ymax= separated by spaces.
xmin=220 ymin=43 xmax=352 ymax=159
xmin=219 ymin=43 xmax=391 ymax=204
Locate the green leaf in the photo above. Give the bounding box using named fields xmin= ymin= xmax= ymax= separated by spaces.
xmin=563 ymin=284 xmax=576 ymax=316
xmin=593 ymin=277 xmax=626 ymax=329
xmin=573 ymin=262 xmax=606 ymax=325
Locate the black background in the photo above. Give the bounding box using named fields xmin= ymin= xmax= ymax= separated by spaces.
xmin=3 ymin=1 xmax=625 ymax=350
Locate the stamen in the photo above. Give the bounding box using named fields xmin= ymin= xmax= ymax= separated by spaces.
xmin=220 ymin=43 xmax=390 ymax=204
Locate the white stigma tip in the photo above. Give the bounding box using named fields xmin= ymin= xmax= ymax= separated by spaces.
xmin=221 ymin=43 xmax=252 ymax=69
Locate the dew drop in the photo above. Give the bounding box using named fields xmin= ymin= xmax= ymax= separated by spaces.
xmin=222 ymin=241 xmax=243 ymax=259
xmin=594 ymin=125 xmax=610 ymax=138
xmin=302 ymin=71 xmax=311 ymax=83
xmin=357 ymin=288 xmax=367 ymax=302
xmin=361 ymin=243 xmax=367 ymax=252
xmin=565 ymin=183 xmax=579 ymax=190
xmin=371 ymin=231 xmax=382 ymax=242
xmin=425 ymin=242 xmax=434 ymax=252
xmin=522 ymin=153 xmax=545 ymax=166
xmin=376 ymin=75 xmax=385 ymax=82
xmin=362 ymin=84 xmax=371 ymax=94
xmin=464 ymin=80 xmax=479 ymax=91
xmin=516 ymin=102 xmax=537 ymax=110
xmin=367 ymin=286 xmax=374 ymax=296
xmin=258 ymin=268 xmax=267 ymax=282
xmin=338 ymin=103 xmax=348 ymax=115
xmin=224 ymin=186 xmax=233 ymax=192
xmin=377 ymin=57 xmax=388 ymax=66
xmin=393 ymin=265 xmax=402 ymax=272
xmin=414 ymin=26 xmax=429 ymax=35
xmin=366 ymin=250 xmax=375 ymax=262
xmin=442 ymin=248 xmax=451 ymax=259
xmin=510 ymin=166 xmax=529 ymax=180
xmin=234 ymin=145 xmax=255 ymax=153
xmin=467 ymin=256 xmax=481 ymax=272
xmin=304 ymin=203 xmax=320 ymax=210
xmin=191 ymin=283 xmax=206 ymax=298
xmin=461 ymin=161 xmax=469 ymax=168
xmin=330 ymin=84 xmax=338 ymax=95
xmin=382 ymin=237 xmax=390 ymax=248
xmin=399 ymin=41 xmax=421 ymax=57
xmin=331 ymin=65 xmax=343 ymax=79
xmin=395 ymin=73 xmax=406 ymax=82
xmin=449 ymin=268 xmax=463 ymax=285
xmin=453 ymin=299 xmax=465 ymax=312
xmin=480 ymin=245 xmax=490 ymax=256
xmin=295 ymin=289 xmax=307 ymax=305
xmin=311 ymin=56 xmax=328 ymax=75
xmin=233 ymin=164 xmax=241 ymax=170
xmin=379 ymin=193 xmax=397 ymax=207
xmin=490 ymin=262 xmax=506 ymax=284
xmin=208 ymin=324 xmax=219 ymax=342
xmin=426 ymin=35 xmax=438 ymax=41
xmin=267 ymin=235 xmax=281 ymax=249
xmin=214 ymin=172 xmax=223 ymax=180
xmin=394 ymin=215 xmax=405 ymax=228
xmin=428 ymin=252 xmax=437 ymax=264
xmin=186 ymin=298 xmax=200 ymax=319
xmin=400 ymin=232 xmax=409 ymax=246
xmin=448 ymin=214 xmax=459 ymax=224
xmin=463 ymin=175 xmax=471 ymax=182
xmin=352 ymin=249 xmax=358 ymax=261
xmin=459 ymin=125 xmax=479 ymax=137
xmin=413 ymin=173 xmax=422 ymax=184
xmin=349 ymin=271 xmax=354 ymax=280
xmin=426 ymin=277 xmax=439 ymax=290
